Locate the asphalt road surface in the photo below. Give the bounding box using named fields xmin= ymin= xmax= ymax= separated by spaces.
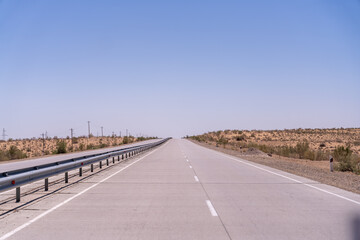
xmin=1 ymin=139 xmax=360 ymax=240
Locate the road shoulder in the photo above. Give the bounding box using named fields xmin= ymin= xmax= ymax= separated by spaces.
xmin=188 ymin=139 xmax=360 ymax=195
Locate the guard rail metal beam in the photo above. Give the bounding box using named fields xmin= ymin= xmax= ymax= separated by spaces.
xmin=0 ymin=138 xmax=170 ymax=202
xmin=1 ymin=142 xmax=161 ymax=178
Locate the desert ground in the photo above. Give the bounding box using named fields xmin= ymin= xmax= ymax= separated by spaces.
xmin=188 ymin=128 xmax=360 ymax=157
xmin=0 ymin=136 xmax=153 ymax=161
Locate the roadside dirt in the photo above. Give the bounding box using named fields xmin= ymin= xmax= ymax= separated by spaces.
xmin=192 ymin=128 xmax=360 ymax=155
xmin=190 ymin=140 xmax=360 ymax=194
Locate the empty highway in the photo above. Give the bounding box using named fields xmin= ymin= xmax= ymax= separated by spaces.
xmin=1 ymin=139 xmax=360 ymax=240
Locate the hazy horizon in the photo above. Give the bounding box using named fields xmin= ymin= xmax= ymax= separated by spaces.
xmin=2 ymin=126 xmax=360 ymax=141
xmin=1 ymin=1 xmax=359 ymax=139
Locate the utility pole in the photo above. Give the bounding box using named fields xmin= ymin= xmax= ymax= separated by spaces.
xmin=41 ymin=133 xmax=45 ymax=155
xmin=119 ymin=131 xmax=121 ymax=137
xmin=87 ymin=121 xmax=91 ymax=138
xmin=101 ymin=126 xmax=103 ymax=137
xmin=2 ymin=128 xmax=7 ymax=141
xmin=126 ymin=129 xmax=128 ymax=137
xmin=70 ymin=128 xmax=74 ymax=151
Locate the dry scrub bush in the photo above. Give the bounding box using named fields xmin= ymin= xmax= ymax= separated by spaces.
xmin=334 ymin=146 xmax=360 ymax=174
xmin=0 ymin=146 xmax=27 ymax=161
xmin=56 ymin=140 xmax=67 ymax=154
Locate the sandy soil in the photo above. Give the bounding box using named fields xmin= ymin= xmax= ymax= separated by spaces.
xmin=191 ymin=128 xmax=360 ymax=155
xmin=0 ymin=136 xmax=140 ymax=159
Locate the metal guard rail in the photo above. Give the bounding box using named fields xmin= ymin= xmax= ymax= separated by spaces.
xmin=0 ymin=138 xmax=170 ymax=202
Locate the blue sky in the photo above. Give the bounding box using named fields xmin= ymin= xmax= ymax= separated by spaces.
xmin=0 ymin=0 xmax=359 ymax=139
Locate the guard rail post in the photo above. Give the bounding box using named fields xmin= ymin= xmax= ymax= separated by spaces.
xmin=45 ymin=178 xmax=49 ymax=191
xmin=16 ymin=187 xmax=20 ymax=202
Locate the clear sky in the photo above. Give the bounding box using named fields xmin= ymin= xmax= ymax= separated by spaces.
xmin=1 ymin=0 xmax=359 ymax=139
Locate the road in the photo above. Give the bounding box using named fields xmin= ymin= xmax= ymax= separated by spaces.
xmin=1 ymin=139 xmax=360 ymax=240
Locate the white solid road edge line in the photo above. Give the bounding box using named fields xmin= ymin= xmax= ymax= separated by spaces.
xmin=194 ymin=176 xmax=199 ymax=182
xmin=202 ymin=144 xmax=360 ymax=206
xmin=0 ymin=143 xmax=167 ymax=240
xmin=206 ymin=200 xmax=218 ymax=216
